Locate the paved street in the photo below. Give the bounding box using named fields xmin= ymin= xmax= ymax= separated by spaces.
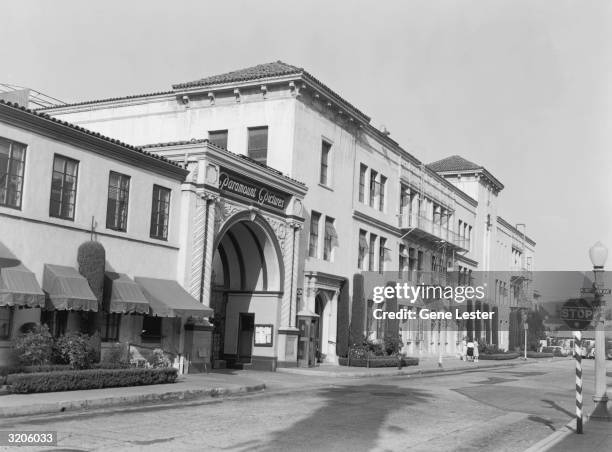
xmin=1 ymin=359 xmax=610 ymax=452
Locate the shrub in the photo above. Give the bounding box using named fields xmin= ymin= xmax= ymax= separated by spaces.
xmin=339 ymin=356 xmax=419 ymax=367
xmin=7 ymin=368 xmax=178 ymax=394
xmin=526 ymin=352 xmax=554 ymax=358
xmin=54 ymin=332 xmax=97 ymax=369
xmin=478 ymin=352 xmax=520 ymax=360
xmin=479 ymin=342 xmax=504 ymax=355
xmin=147 ymin=348 xmax=172 ymax=368
xmin=383 ymin=335 xmax=403 ymax=356
xmin=101 ymin=342 xmax=130 ymax=366
xmin=12 ymin=324 xmax=54 ymax=366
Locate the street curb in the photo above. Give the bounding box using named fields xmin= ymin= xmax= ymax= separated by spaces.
xmin=0 ymin=383 xmax=266 ymax=419
xmin=523 ymin=417 xmax=577 ymax=452
xmin=276 ymin=359 xmax=537 ymax=379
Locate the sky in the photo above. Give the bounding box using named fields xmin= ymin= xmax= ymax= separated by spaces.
xmin=2 ymin=0 xmax=611 ymax=271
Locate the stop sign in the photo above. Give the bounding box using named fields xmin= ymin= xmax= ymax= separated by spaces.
xmin=560 ymin=298 xmax=594 ymax=330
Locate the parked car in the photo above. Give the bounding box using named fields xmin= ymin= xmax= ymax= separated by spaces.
xmin=542 ymin=346 xmax=567 ymax=357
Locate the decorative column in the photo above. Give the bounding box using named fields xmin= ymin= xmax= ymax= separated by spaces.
xmin=189 ymin=195 xmax=207 ymax=300
xmin=277 ymin=219 xmax=302 ymax=367
xmin=200 ymin=194 xmax=218 ymax=306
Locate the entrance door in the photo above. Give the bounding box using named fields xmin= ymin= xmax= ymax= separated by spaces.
xmin=237 ymin=313 xmax=254 ymax=362
xmin=314 ymin=294 xmax=325 ymax=364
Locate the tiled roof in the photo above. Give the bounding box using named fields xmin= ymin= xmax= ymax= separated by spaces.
xmin=141 ymin=139 xmax=307 ymax=188
xmin=0 ymin=100 xmax=184 ymax=170
xmin=173 ymin=61 xmax=371 ymax=122
xmin=172 ymin=61 xmax=303 ymax=89
xmin=427 ymin=155 xmax=482 ymax=172
xmin=427 ymin=154 xmax=504 ymax=190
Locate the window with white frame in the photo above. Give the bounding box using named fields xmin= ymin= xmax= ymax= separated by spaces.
xmin=106 ymin=171 xmax=130 ymax=232
xmin=368 ymin=233 xmax=377 ymax=271
xmin=323 ymin=216 xmax=337 ymax=261
xmin=0 ymin=137 xmax=26 ymax=209
xmin=150 ymin=185 xmax=171 ymax=240
xmin=247 ymin=126 xmax=268 ymax=164
xmin=309 ymin=211 xmax=320 ymax=258
xmin=320 ymin=140 xmax=331 ymax=186
xmin=358 ymin=164 xmax=366 ymax=203
xmin=358 ymin=229 xmax=368 ymax=269
xmin=49 ymin=154 xmax=78 ymax=220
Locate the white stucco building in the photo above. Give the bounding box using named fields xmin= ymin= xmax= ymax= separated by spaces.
xmin=29 ymin=61 xmax=536 ymax=364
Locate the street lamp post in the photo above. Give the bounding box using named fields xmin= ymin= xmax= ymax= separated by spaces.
xmin=588 ymin=241 xmax=611 ymax=421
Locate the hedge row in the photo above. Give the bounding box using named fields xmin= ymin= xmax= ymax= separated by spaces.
xmin=526 ymin=352 xmax=554 ymax=359
xmin=338 ymin=357 xmax=419 ymax=368
xmin=478 ymin=353 xmax=520 ymax=360
xmin=6 ymin=368 xmax=178 ymax=394
xmin=1 ymin=362 xmax=131 ymax=377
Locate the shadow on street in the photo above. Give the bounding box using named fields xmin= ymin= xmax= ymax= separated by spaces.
xmin=252 ymin=384 xmax=434 ymax=452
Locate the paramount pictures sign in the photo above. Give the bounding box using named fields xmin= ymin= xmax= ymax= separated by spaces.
xmin=218 ymin=168 xmax=290 ymax=212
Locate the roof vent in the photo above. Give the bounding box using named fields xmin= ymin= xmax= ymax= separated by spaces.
xmin=380 ymin=125 xmax=390 ymax=136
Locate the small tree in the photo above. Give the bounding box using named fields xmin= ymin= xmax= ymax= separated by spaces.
xmin=77 ymin=240 xmax=105 ymax=361
xmin=350 ymin=274 xmax=365 ymax=346
xmin=335 ymin=279 xmax=349 ymax=357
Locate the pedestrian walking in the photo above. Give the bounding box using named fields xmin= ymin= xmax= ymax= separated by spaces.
xmin=460 ymin=336 xmax=467 ymax=361
xmin=466 ymin=338 xmax=474 ymax=362
xmin=473 ymin=340 xmax=479 ymax=363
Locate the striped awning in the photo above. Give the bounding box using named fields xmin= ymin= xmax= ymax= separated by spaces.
xmin=0 ymin=265 xmax=45 ymax=308
xmin=42 ymin=264 xmax=98 ymax=311
xmin=104 ymin=272 xmax=149 ymax=314
xmin=0 ymin=241 xmax=45 ymax=308
xmin=135 ymin=277 xmax=213 ymax=318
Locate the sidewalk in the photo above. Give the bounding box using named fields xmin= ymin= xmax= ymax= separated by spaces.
xmin=0 ymin=371 xmax=267 ymax=418
xmin=276 ymin=355 xmax=551 ymax=378
xmin=525 ymin=417 xmax=612 ymax=452
xmin=0 ymin=356 xmax=556 ymax=419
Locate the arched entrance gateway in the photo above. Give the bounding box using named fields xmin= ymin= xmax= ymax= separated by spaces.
xmin=210 ymin=212 xmax=285 ymax=370
xmin=135 ymin=141 xmax=307 ymax=371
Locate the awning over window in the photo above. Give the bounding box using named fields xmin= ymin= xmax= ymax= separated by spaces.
xmin=382 ymin=247 xmax=393 ymax=262
xmin=134 ymin=277 xmax=213 ymax=318
xmin=104 ymin=272 xmax=149 ymax=314
xmin=42 ymin=264 xmax=98 ymax=312
xmin=359 ymin=235 xmax=369 ymax=253
xmin=0 ymin=265 xmax=45 ymax=308
xmin=0 ymin=241 xmax=45 ymax=308
xmin=325 ymin=222 xmax=339 ymax=247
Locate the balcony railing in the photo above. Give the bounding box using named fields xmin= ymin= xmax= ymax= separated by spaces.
xmin=395 ymin=270 xmax=450 ymax=287
xmin=399 ymin=212 xmax=467 ymax=250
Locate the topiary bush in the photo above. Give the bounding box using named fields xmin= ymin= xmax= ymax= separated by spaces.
xmin=53 ymin=332 xmax=97 ymax=369
xmin=12 ymin=324 xmax=54 ymax=366
xmin=77 ymin=241 xmax=106 ymax=303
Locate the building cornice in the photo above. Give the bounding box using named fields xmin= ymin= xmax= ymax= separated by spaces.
xmin=496 ymin=216 xmax=536 ymax=246
xmin=142 ymin=139 xmax=308 ymax=198
xmin=456 ymin=254 xmax=478 ymax=267
xmin=352 ymin=210 xmax=401 ymax=236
